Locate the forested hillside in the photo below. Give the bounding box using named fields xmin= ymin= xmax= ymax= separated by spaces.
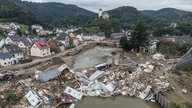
xmin=12 ymin=0 xmax=97 ymax=26
xmin=0 ymin=0 xmax=40 ymax=25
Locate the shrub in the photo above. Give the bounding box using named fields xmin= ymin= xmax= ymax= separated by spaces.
xmin=4 ymin=90 xmax=20 ymax=104
xmin=169 ymin=102 xmax=182 ymax=108
xmin=185 ymin=102 xmax=192 ymax=108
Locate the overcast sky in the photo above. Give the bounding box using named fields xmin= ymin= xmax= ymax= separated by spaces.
xmin=23 ymin=0 xmax=192 ymax=12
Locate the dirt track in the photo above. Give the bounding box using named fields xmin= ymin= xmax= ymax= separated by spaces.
xmin=0 ymin=42 xmax=91 ymax=72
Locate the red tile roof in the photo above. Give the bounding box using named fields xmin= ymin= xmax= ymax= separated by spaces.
xmin=34 ymin=40 xmax=50 ymax=50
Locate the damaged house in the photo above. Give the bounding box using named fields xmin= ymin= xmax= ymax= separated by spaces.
xmin=47 ymin=40 xmax=65 ymax=53
xmin=35 ymin=64 xmax=68 ymax=82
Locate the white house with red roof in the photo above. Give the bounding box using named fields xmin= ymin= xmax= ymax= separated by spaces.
xmin=30 ymin=40 xmax=51 ymax=57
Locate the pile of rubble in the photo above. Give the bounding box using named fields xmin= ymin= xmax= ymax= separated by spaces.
xmin=0 ymin=53 xmax=174 ymax=108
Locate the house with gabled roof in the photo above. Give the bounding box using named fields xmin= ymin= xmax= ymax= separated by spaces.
xmin=8 ymin=30 xmax=17 ymax=36
xmin=27 ymin=35 xmax=40 ymax=43
xmin=0 ymin=52 xmax=15 ymax=67
xmin=31 ymin=24 xmax=43 ymax=33
xmin=56 ymin=33 xmax=70 ymax=47
xmin=111 ymin=32 xmax=124 ymax=39
xmin=30 ymin=40 xmax=51 ymax=57
xmin=3 ymin=45 xmax=24 ymax=63
xmin=5 ymin=34 xmax=20 ymax=45
xmin=10 ymin=22 xmax=20 ymax=30
xmin=18 ymin=37 xmax=32 ymax=55
xmin=18 ymin=37 xmax=32 ymax=49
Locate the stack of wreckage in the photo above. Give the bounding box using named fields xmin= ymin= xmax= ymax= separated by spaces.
xmin=1 ymin=52 xmax=174 ymax=108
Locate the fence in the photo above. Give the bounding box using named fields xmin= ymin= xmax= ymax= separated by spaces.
xmin=155 ymin=93 xmax=170 ymax=108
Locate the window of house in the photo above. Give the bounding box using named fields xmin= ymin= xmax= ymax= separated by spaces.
xmin=4 ymin=63 xmax=6 ymax=65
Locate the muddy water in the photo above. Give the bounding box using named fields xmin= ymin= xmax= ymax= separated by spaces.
xmin=73 ymin=46 xmax=160 ymax=108
xmin=76 ymin=96 xmax=160 ymax=108
xmin=73 ymin=46 xmax=117 ymax=70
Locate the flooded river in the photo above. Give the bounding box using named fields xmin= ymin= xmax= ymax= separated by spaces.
xmin=76 ymin=96 xmax=160 ymax=108
xmin=73 ymin=46 xmax=160 ymax=108
xmin=73 ymin=46 xmax=116 ymax=70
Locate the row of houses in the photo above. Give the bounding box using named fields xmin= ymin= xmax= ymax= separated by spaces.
xmin=0 ymin=45 xmax=24 ymax=67
xmin=0 ymin=22 xmax=53 ymax=36
xmin=0 ymin=22 xmax=20 ymax=30
xmin=0 ymin=31 xmax=73 ymax=67
xmin=0 ymin=31 xmax=126 ymax=67
xmin=0 ymin=22 xmax=126 ymax=67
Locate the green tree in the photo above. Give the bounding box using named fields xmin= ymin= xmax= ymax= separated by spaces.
xmin=99 ymin=19 xmax=121 ymax=38
xmin=111 ymin=19 xmax=121 ymax=32
xmin=0 ymin=30 xmax=4 ymax=35
xmin=176 ymin=20 xmax=192 ymax=35
xmin=32 ymin=29 xmax=37 ymax=35
xmin=17 ymin=28 xmax=22 ymax=36
xmin=119 ymin=36 xmax=129 ymax=51
xmin=189 ymin=30 xmax=192 ymax=36
xmin=99 ymin=20 xmax=112 ymax=38
xmin=27 ymin=26 xmax=32 ymax=34
xmin=154 ymin=26 xmax=164 ymax=36
xmin=129 ymin=21 xmax=148 ymax=52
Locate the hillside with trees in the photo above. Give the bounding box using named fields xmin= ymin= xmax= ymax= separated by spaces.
xmin=0 ymin=0 xmax=40 ymax=25
xmin=141 ymin=8 xmax=191 ymax=21
xmin=141 ymin=8 xmax=192 ymax=36
xmin=12 ymin=0 xmax=97 ymax=26
xmin=1 ymin=0 xmax=192 ymax=36
xmin=108 ymin=6 xmax=148 ymax=29
xmin=74 ymin=18 xmax=121 ymax=38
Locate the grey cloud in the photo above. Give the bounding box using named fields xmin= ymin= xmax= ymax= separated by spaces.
xmin=23 ymin=0 xmax=192 ymax=12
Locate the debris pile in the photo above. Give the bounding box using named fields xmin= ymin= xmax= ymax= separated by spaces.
xmin=0 ymin=52 xmax=175 ymax=108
